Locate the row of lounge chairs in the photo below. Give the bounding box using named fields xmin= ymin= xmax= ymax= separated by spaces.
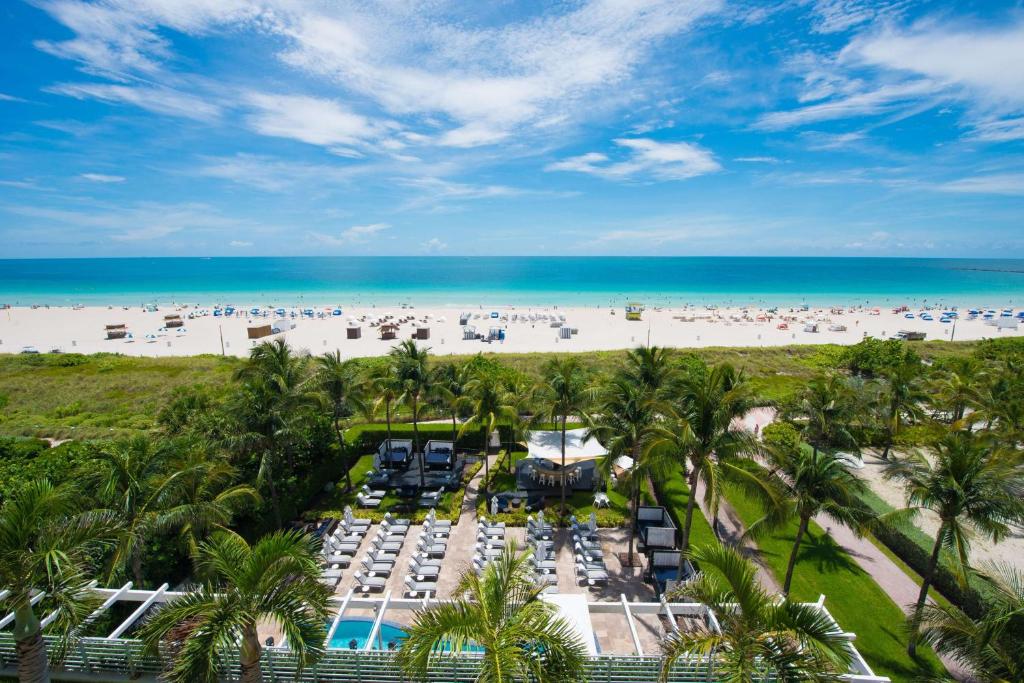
xmin=320 ymin=507 xmax=371 ymax=587
xmin=405 ymin=510 xmax=451 ymax=598
xmin=353 ymin=513 xmax=411 ymax=593
xmin=527 ymin=514 xmax=557 ymax=592
xmin=472 ymin=516 xmax=506 ymax=576
xmin=571 ymin=515 xmax=608 ymax=587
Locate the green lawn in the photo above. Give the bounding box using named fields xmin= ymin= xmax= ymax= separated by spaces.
xmin=723 ymin=479 xmax=945 ymax=682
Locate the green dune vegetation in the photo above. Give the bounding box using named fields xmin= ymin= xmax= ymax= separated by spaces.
xmin=1 ymin=335 xmax=1023 ymax=682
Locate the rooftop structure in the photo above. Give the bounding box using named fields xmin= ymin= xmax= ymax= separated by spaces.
xmin=0 ymin=585 xmax=889 ymax=682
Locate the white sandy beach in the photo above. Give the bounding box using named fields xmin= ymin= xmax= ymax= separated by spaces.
xmin=1 ymin=302 xmax=1021 ymax=358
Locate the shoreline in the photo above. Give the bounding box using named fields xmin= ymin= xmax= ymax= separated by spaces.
xmin=2 ymin=302 xmax=1021 ymax=358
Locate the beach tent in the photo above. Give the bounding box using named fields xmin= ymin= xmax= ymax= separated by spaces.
xmin=527 ymin=429 xmax=608 ymax=465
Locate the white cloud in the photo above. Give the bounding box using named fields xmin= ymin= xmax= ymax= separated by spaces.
xmin=0 ymin=92 xmax=27 ymax=102
xmin=754 ymin=80 xmax=936 ymax=130
xmin=734 ymin=156 xmax=779 ymax=163
xmin=308 ymin=223 xmax=390 ymax=246
xmin=243 ymin=92 xmax=388 ymax=148
xmin=939 ymin=174 xmax=1024 ymax=197
xmin=229 ymin=240 xmax=253 ymax=247
xmin=967 ymin=116 xmax=1024 ymax=142
xmin=198 ymin=154 xmax=367 ymax=192
xmin=80 ymin=173 xmax=125 ymax=183
xmin=547 ymin=138 xmax=720 ymax=180
xmin=421 ymin=237 xmax=447 ymax=253
xmin=810 ymin=0 xmax=907 ymax=35
xmin=46 ymin=82 xmax=221 ymax=121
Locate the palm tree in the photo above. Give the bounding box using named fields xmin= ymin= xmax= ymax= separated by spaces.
xmin=664 ymin=363 xmax=754 ymax=558
xmin=792 ymin=373 xmax=860 ymax=457
xmin=659 ymin=544 xmax=853 ymax=683
xmin=139 ymin=530 xmax=332 ymax=683
xmin=86 ymin=435 xmax=175 ymax=585
xmin=874 ymin=356 xmax=928 ymax=460
xmin=159 ymin=447 xmax=260 ymax=564
xmin=431 ymin=361 xmax=471 ymax=448
xmin=622 ymin=345 xmax=675 ymax=396
xmin=232 ymin=340 xmax=313 ymax=528
xmin=532 ymin=357 xmax=594 ymax=519
xmin=460 ymin=369 xmax=516 ymax=501
xmin=392 ymin=340 xmax=432 ymax=487
xmin=396 ymin=541 xmax=588 ymax=683
xmin=929 ymin=357 xmax=984 ymax=424
xmin=503 ymin=375 xmax=534 ymax=474
xmin=589 ymin=376 xmax=662 ymax=566
xmin=0 ymin=480 xmax=118 ymax=683
xmin=752 ymin=442 xmax=869 ymax=596
xmin=883 ymin=430 xmax=1024 ymax=656
xmin=920 ymin=561 xmax=1024 ymax=681
xmin=313 ymin=351 xmax=366 ymax=492
xmin=369 ymin=360 xmax=403 ymax=469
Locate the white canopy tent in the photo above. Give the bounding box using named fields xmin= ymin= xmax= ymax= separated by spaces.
xmin=527 ymin=429 xmax=608 ymax=464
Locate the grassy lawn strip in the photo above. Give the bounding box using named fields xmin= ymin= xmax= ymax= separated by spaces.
xmin=722 ymin=475 xmax=945 ymax=681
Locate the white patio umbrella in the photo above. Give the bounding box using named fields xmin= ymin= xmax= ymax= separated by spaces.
xmin=589 ymin=511 xmax=597 ymax=532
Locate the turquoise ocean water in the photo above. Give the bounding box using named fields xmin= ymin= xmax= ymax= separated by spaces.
xmin=2 ymin=257 xmax=1023 ymax=307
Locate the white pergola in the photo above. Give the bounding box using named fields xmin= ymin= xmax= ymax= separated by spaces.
xmin=526 ymin=429 xmax=608 ymax=464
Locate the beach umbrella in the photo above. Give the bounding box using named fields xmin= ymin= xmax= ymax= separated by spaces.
xmin=490 ymin=496 xmax=499 ymax=517
xmin=589 ymin=511 xmax=597 ymax=532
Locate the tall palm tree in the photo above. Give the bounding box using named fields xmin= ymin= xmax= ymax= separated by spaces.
xmin=792 ymin=373 xmax=860 ymax=457
xmin=589 ymin=376 xmax=662 ymax=566
xmin=622 ymin=345 xmax=675 ymax=396
xmin=0 ymin=480 xmax=118 ymax=683
xmin=138 ymin=530 xmax=332 ymax=683
xmin=369 ymin=360 xmax=403 ymax=469
xmin=664 ymin=363 xmax=754 ymax=560
xmin=392 ymin=340 xmax=432 ymax=487
xmin=659 ymin=544 xmax=853 ymax=683
xmin=431 ymin=361 xmax=471 ymax=448
xmin=929 ymin=357 xmax=984 ymax=424
xmin=86 ymin=435 xmax=175 ymax=585
xmin=313 ymin=351 xmax=366 ymax=492
xmin=232 ymin=340 xmax=313 ymax=528
xmin=874 ymin=356 xmax=928 ymax=460
xmin=396 ymin=541 xmax=588 ymax=683
xmin=920 ymin=561 xmax=1024 ymax=681
xmin=503 ymin=375 xmax=534 ymax=474
xmin=532 ymin=357 xmax=594 ymax=519
xmin=883 ymin=430 xmax=1024 ymax=656
xmin=460 ymin=369 xmax=516 ymax=500
xmin=752 ymin=443 xmax=869 ymax=596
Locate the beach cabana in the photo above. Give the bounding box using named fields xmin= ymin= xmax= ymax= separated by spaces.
xmin=163 ymin=314 xmax=183 ymax=328
xmin=414 ymin=324 xmax=430 ymax=340
xmin=527 ymin=429 xmax=607 ymax=465
xmin=347 ymin=322 xmax=362 ymax=339
xmin=105 ymin=324 xmax=127 ymax=340
xmin=625 ymin=302 xmax=643 ymax=321
xmin=423 ymin=440 xmax=454 ymax=470
xmin=247 ymin=324 xmax=273 ymax=339
xmin=376 ymin=439 xmax=414 ymax=469
xmin=378 ymin=323 xmax=399 ymax=340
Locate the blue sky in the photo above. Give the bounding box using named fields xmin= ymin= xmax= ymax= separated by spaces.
xmin=1 ymin=0 xmax=1023 ymax=257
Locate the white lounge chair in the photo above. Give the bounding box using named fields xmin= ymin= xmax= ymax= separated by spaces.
xmin=404 ymin=576 xmax=436 ymax=598
xmin=356 ymin=493 xmax=381 ymax=508
xmin=354 ymin=571 xmax=387 ymax=593
xmin=361 ymin=558 xmax=394 ymax=576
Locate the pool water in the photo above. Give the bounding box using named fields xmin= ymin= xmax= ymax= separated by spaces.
xmin=328 ymin=618 xmax=407 ymax=651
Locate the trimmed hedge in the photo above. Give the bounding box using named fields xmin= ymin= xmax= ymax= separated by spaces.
xmin=346 ymin=422 xmax=506 ymax=453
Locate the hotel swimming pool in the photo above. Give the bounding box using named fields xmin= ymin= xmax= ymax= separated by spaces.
xmin=328 ymin=618 xmax=407 ymax=651
xmin=327 ymin=618 xmax=486 ymax=652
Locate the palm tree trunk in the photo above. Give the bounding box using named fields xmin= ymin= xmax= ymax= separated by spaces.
xmin=334 ymin=415 xmax=352 ymax=492
xmin=385 ymin=400 xmax=393 ymax=468
xmin=679 ymin=468 xmax=699 ymax=579
xmin=783 ymin=513 xmax=810 ymax=595
xmin=560 ymin=416 xmax=568 ymax=523
xmin=451 ymin=412 xmax=457 ymax=448
xmin=14 ymin=605 xmax=48 ymax=683
xmin=481 ymin=427 xmax=490 ymax=502
xmin=131 ymin=550 xmax=144 ymax=586
xmin=265 ymin=456 xmax=282 ymax=529
xmin=413 ymin=396 xmax=425 ymax=487
xmin=628 ymin=484 xmax=639 ymax=567
xmin=908 ymin=527 xmax=944 ymax=657
xmin=239 ymin=627 xmax=263 ymax=683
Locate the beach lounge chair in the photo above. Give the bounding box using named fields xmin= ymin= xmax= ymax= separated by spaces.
xmin=531 ymin=558 xmax=557 ymax=572
xmin=408 ymin=559 xmax=440 ymax=580
xmin=535 ymin=572 xmax=558 ymax=585
xmin=383 ymin=512 xmax=411 ymax=526
xmin=418 ymin=489 xmax=442 ymax=507
xmin=574 ymin=542 xmax=604 ymax=561
xmin=325 ymin=537 xmax=359 ymax=554
xmin=361 ymin=558 xmax=394 ymax=576
xmin=404 ymin=576 xmax=435 ymax=598
xmin=425 ymin=517 xmax=452 ymax=531
xmin=356 ymin=493 xmax=381 ymax=508
xmin=319 ymin=576 xmax=339 ymax=589
xmin=361 ymin=484 xmax=387 ymax=498
xmin=422 ymin=521 xmax=450 ymax=538
xmin=476 ymin=533 xmax=505 ymax=549
xmin=367 ymin=549 xmax=398 ymax=563
xmin=574 ymin=555 xmax=606 ymax=570
xmin=477 ymin=516 xmax=505 ymax=531
xmin=416 ymin=539 xmax=447 ymax=557
xmin=321 ymin=567 xmax=344 ymax=581
xmin=380 ymin=520 xmax=408 ymax=535
xmin=371 ymin=537 xmax=403 ymax=553
xmin=474 ymin=545 xmax=503 ymax=561
xmin=575 ymin=563 xmax=609 ymax=586
xmin=353 ymin=571 xmax=387 ymax=593
xmin=411 ymin=555 xmax=442 ymax=568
